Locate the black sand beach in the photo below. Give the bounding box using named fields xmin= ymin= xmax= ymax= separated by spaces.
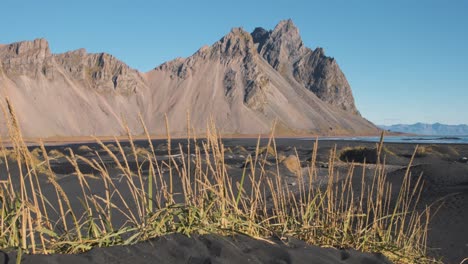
xmin=1 ymin=138 xmax=467 ymax=263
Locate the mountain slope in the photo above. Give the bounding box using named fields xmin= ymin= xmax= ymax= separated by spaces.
xmin=0 ymin=20 xmax=378 ymax=138
xmin=0 ymin=39 xmax=149 ymax=137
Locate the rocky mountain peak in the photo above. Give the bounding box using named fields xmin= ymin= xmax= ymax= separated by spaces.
xmin=54 ymin=50 xmax=145 ymax=94
xmin=251 ymin=27 xmax=270 ymax=50
xmin=272 ymin=19 xmax=301 ymax=39
xmin=0 ymin=38 xmax=52 ymax=77
xmin=251 ymin=20 xmax=358 ymax=114
xmin=252 ymin=20 xmax=305 ymax=71
xmin=0 ymin=38 xmax=50 ymax=59
xmin=212 ymin=27 xmax=256 ymax=60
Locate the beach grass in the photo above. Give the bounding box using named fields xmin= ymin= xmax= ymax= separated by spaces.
xmin=0 ymin=98 xmax=438 ymax=263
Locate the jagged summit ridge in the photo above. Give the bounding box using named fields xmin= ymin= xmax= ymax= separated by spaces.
xmin=54 ymin=50 xmax=146 ymax=93
xmin=251 ymin=19 xmax=358 ymax=113
xmin=1 ymin=38 xmax=51 ymax=59
xmin=0 ymin=38 xmax=52 ymax=77
xmin=0 ymin=20 xmax=377 ymax=137
xmin=252 ymin=19 xmax=305 ymax=70
xmin=215 ymin=27 xmax=256 ymax=59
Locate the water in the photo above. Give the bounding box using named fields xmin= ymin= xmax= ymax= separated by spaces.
xmin=307 ymin=135 xmax=468 ymax=144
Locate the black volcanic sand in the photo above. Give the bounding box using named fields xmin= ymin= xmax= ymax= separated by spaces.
xmin=1 ymin=138 xmax=467 ymax=263
xmin=1 ymin=234 xmax=391 ymax=264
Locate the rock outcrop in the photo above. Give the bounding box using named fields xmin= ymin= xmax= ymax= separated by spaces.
xmin=0 ymin=20 xmax=377 ymax=137
xmin=0 ymin=38 xmax=52 ymax=78
xmin=252 ymin=19 xmax=358 ymax=113
xmin=54 ymin=50 xmax=146 ymax=94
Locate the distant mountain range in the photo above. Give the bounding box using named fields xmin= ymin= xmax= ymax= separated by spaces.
xmin=0 ymin=19 xmax=378 ymax=137
xmin=379 ymin=123 xmax=468 ymax=135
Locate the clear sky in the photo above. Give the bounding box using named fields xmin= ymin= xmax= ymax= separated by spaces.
xmin=2 ymin=0 xmax=467 ymax=125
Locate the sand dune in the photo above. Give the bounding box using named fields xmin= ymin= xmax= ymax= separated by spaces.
xmin=1 ymin=234 xmax=393 ymax=264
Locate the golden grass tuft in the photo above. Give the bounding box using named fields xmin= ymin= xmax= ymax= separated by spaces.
xmin=105 ymin=143 xmax=119 ymax=152
xmin=232 ymin=145 xmax=248 ymax=154
xmin=282 ymin=155 xmax=301 ymax=174
xmin=77 ymin=145 xmax=93 ymax=153
xmin=132 ymin=147 xmax=150 ymax=158
xmin=0 ymin=148 xmax=18 ymax=161
xmin=339 ymin=146 xmax=378 ymax=163
xmin=258 ymin=145 xmax=276 ymax=156
xmin=415 ymin=146 xmax=432 ymax=157
xmin=30 ymin=148 xmax=43 ymax=157
xmin=48 ymin=149 xmax=65 ymax=159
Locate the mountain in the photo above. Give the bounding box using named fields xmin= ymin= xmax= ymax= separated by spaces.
xmin=0 ymin=20 xmax=378 ymax=138
xmin=251 ymin=20 xmax=358 ymax=114
xmin=380 ymin=123 xmax=468 ymax=135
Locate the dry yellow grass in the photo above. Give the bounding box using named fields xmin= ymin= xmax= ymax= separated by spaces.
xmin=0 ymin=98 xmax=438 ymax=263
xmin=282 ymin=155 xmax=301 ymax=174
xmin=0 ymin=148 xmax=18 ymax=161
xmin=132 ymin=147 xmax=150 ymax=158
xmin=77 ymin=145 xmax=93 ymax=153
xmin=258 ymin=145 xmax=276 ymax=156
xmin=48 ymin=149 xmax=65 ymax=159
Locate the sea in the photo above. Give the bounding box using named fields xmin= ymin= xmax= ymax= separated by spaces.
xmin=309 ymin=135 xmax=468 ymax=144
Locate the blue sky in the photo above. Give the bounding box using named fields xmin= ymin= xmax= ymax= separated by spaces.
xmin=2 ymin=0 xmax=467 ymax=125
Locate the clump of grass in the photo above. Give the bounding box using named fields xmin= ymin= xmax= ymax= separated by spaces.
xmin=339 ymin=146 xmax=378 ymax=163
xmin=383 ymin=146 xmax=397 ymax=156
xmin=258 ymin=145 xmax=276 ymax=156
xmin=105 ymin=144 xmax=119 ymax=152
xmin=131 ymin=147 xmax=150 ymax=158
xmin=0 ymin=98 xmax=438 ymax=263
xmin=77 ymin=145 xmax=93 ymax=153
xmin=223 ymin=147 xmax=234 ymax=155
xmin=48 ymin=149 xmax=65 ymax=159
xmin=415 ymin=146 xmax=432 ymax=157
xmin=0 ymin=148 xmax=19 ymax=161
xmin=30 ymin=148 xmax=43 ymax=160
xmin=282 ymin=155 xmax=301 ymax=174
xmin=232 ymin=145 xmax=248 ymax=155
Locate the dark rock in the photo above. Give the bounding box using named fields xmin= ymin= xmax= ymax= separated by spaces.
xmin=251 ymin=19 xmax=359 ymax=114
